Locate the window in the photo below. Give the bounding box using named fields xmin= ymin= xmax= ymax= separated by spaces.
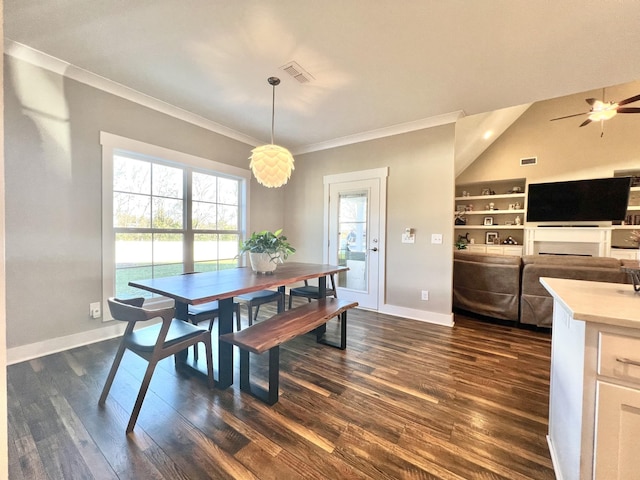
xmin=102 ymin=133 xmax=250 ymax=310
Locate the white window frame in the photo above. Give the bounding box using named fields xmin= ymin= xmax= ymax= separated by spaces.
xmin=101 ymin=132 xmax=250 ymax=320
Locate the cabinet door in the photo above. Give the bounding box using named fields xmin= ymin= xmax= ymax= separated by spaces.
xmin=594 ymin=381 xmax=640 ymax=479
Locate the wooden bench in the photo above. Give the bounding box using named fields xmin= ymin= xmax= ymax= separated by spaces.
xmin=219 ymin=297 xmax=358 ymax=404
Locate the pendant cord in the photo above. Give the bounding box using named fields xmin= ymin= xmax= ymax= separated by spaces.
xmin=271 ymin=84 xmax=275 ymax=145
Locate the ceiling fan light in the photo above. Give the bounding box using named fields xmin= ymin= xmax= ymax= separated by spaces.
xmin=588 ymin=109 xmax=617 ymax=122
xmin=249 ymin=144 xmax=295 ymax=188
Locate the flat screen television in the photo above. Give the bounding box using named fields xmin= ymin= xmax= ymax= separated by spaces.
xmin=526 ymin=177 xmax=631 ymax=223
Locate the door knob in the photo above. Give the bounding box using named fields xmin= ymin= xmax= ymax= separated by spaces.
xmin=370 ymin=247 xmax=378 ymax=252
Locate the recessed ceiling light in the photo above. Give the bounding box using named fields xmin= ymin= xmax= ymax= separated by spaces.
xmin=483 ymin=130 xmax=493 ymax=140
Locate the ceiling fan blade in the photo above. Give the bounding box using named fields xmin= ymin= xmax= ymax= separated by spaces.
xmin=550 ymin=112 xmax=588 ymax=121
xmin=617 ymin=93 xmax=640 ymax=106
xmin=579 ymin=118 xmax=593 ymax=127
xmin=616 ymin=107 xmax=640 ymax=114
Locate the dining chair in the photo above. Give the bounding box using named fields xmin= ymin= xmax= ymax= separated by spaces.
xmin=181 ymin=271 xmax=241 ymax=360
xmin=99 ymin=297 xmax=214 ymax=434
xmin=288 ymin=274 xmax=337 ymax=309
xmin=236 ymin=289 xmax=284 ymax=327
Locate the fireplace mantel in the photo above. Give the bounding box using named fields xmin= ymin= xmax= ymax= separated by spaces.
xmin=524 ymin=227 xmax=612 ymax=256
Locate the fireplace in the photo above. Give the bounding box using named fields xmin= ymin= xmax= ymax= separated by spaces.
xmin=524 ymin=227 xmax=612 ymax=257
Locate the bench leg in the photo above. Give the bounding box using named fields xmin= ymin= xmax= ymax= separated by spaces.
xmin=239 ymin=346 xmax=280 ymax=405
xmin=316 ymin=311 xmax=347 ymax=350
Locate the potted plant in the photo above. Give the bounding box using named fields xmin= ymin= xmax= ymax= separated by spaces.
xmin=239 ymin=229 xmax=296 ymax=273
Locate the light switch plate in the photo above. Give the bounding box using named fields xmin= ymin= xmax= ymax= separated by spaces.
xmin=431 ymin=233 xmax=443 ymax=244
xmin=401 ymin=233 xmax=415 ymax=244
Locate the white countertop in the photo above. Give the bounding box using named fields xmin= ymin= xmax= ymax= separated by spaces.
xmin=540 ymin=277 xmax=640 ymax=329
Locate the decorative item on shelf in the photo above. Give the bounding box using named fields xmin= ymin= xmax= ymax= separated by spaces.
xmin=249 ymin=77 xmax=295 ymax=188
xmin=508 ymin=186 xmax=523 ymax=194
xmin=239 ymin=229 xmax=295 ymax=274
xmin=454 ymin=212 xmax=466 ymax=225
xmin=483 ymin=216 xmax=494 ymax=226
xmin=466 ymin=204 xmax=474 ymax=212
xmin=504 ymin=220 xmax=514 ymax=226
xmin=514 ymin=201 xmax=521 ymax=209
xmin=485 ymin=231 xmax=499 ymax=245
xmin=462 ymin=190 xmax=470 ymax=197
xmin=515 ymin=215 xmax=521 ymax=225
xmin=508 ymin=204 xmax=515 ymax=210
xmin=489 ymin=202 xmax=495 ymax=210
xmin=481 ymin=188 xmax=491 ymax=196
xmin=456 ymin=204 xmax=466 ymax=213
xmin=502 ymin=236 xmax=518 ymax=245
xmin=455 ymin=233 xmax=470 ymax=250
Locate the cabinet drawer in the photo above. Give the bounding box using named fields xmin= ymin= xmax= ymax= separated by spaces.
xmin=599 ymin=332 xmax=640 ymax=384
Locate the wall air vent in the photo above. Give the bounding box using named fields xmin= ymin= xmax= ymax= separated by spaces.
xmin=520 ymin=156 xmax=537 ymax=166
xmin=280 ymin=61 xmax=315 ymax=84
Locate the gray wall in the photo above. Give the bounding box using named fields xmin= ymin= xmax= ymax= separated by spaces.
xmin=4 ymin=53 xmax=455 ymax=352
xmin=456 ymin=79 xmax=640 ymax=247
xmin=3 ymin=55 xmax=282 ymax=349
xmin=285 ymin=126 xmax=455 ymax=315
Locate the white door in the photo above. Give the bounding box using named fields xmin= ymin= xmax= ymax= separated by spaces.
xmin=324 ymin=169 xmax=387 ymax=309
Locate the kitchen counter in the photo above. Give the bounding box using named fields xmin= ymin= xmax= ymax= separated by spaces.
xmin=541 ymin=277 xmax=640 ymax=480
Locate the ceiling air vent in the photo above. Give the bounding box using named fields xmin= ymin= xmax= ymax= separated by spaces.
xmin=520 ymin=156 xmax=537 ymax=166
xmin=281 ymin=61 xmax=314 ymax=84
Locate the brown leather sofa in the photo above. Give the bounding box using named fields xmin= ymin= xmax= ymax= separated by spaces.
xmin=453 ymin=251 xmax=522 ymax=321
xmin=453 ymin=251 xmax=631 ymax=327
xmin=519 ymin=255 xmax=629 ymax=327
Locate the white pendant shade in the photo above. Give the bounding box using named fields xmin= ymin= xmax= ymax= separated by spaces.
xmin=249 ymin=144 xmax=295 ymax=188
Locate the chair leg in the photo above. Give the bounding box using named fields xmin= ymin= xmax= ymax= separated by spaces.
xmin=288 ymin=293 xmax=293 ymax=309
xmin=202 ymin=335 xmax=215 ymax=389
xmin=235 ymin=305 xmax=241 ymax=331
xmin=99 ymin=341 xmax=127 ymax=405
xmin=247 ymin=303 xmax=254 ymax=326
xmin=126 ymin=361 xmax=158 ymax=433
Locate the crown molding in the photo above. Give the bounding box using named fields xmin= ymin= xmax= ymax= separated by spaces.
xmin=4 ymin=39 xmax=262 ymax=147
xmin=292 ymin=110 xmax=465 ymax=155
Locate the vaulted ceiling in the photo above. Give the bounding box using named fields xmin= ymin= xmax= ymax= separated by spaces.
xmin=5 ymin=1 xmax=640 ymax=155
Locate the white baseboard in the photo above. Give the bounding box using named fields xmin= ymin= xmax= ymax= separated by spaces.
xmin=7 ymin=323 xmax=127 ymax=365
xmin=546 ymin=435 xmax=561 ymax=480
xmin=378 ymin=304 xmax=454 ymax=327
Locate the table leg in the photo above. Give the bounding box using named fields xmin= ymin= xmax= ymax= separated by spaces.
xmin=315 ymin=275 xmax=328 ymax=337
xmin=217 ymin=297 xmax=234 ymax=389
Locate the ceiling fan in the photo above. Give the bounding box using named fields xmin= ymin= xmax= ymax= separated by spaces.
xmin=550 ymin=89 xmax=640 ymax=136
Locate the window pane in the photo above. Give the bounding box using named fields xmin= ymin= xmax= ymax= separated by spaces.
xmin=217 ymin=204 xmax=238 ymax=230
xmin=153 ymin=163 xmax=183 ymax=199
xmin=153 ymin=233 xmax=183 ymax=276
xmin=115 ymin=233 xmax=152 ymax=298
xmin=192 ymin=201 xmax=216 ymax=230
xmin=218 ymin=177 xmax=238 ymax=205
xmin=194 ymin=233 xmax=239 ymax=272
xmin=114 ymin=192 xmax=151 ymax=228
xmin=220 ymin=233 xmax=239 ymax=260
xmin=152 ymin=197 xmax=183 ymax=229
xmin=114 ymin=156 xmax=151 ymax=194
xmin=193 ymin=172 xmax=217 ymax=203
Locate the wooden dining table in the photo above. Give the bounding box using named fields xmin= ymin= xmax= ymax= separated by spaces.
xmin=129 ymin=262 xmax=348 ymax=388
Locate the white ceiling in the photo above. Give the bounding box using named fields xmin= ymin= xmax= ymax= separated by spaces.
xmin=5 ymin=1 xmax=640 ymax=157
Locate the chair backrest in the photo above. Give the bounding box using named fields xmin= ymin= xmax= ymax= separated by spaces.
xmin=108 ymin=297 xmax=175 ymax=324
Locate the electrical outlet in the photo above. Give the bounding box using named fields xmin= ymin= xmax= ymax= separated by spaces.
xmin=421 ymin=290 xmax=429 ymax=301
xmin=431 ymin=233 xmax=443 ymax=244
xmin=89 ymin=302 xmax=101 ymax=319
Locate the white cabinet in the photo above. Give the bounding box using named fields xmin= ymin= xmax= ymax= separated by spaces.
xmin=594 ymin=382 xmax=640 ymax=479
xmin=610 ymin=248 xmax=640 ymax=260
xmin=541 ymin=278 xmax=640 ymax=480
xmin=457 ymin=245 xmax=523 ymax=256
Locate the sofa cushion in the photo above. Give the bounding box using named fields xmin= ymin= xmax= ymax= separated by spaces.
xmin=522 ymin=254 xmax=622 ymax=269
xmin=455 ymin=250 xmax=521 ymax=265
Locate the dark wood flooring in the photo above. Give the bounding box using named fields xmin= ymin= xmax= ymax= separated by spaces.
xmin=8 ymin=301 xmax=554 ymax=479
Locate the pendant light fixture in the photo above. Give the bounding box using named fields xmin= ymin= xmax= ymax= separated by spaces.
xmin=249 ymin=77 xmax=295 ymax=188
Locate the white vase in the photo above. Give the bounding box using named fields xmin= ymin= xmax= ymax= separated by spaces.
xmin=249 ymin=252 xmax=279 ymax=274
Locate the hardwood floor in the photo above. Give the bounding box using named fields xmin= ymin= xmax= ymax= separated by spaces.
xmin=8 ymin=302 xmax=554 ymax=479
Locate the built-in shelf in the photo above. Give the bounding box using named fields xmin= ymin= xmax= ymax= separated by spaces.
xmin=455 ymin=225 xmax=525 ymax=230
xmin=454 ymin=193 xmax=525 ymax=202
xmin=458 ymin=209 xmax=525 ymax=216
